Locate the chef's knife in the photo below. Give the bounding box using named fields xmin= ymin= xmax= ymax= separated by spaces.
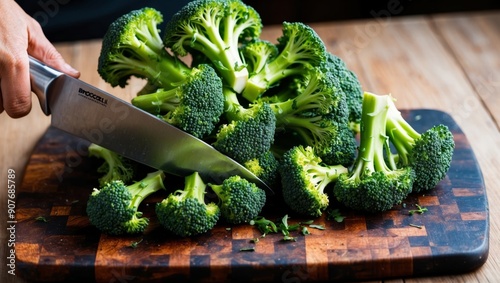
xmin=29 ymin=56 xmax=272 ymax=192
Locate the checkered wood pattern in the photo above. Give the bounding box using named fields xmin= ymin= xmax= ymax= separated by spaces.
xmin=16 ymin=110 xmax=488 ymax=282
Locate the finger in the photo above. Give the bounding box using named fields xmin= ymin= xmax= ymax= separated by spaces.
xmin=0 ymin=53 xmax=32 ymax=118
xmin=26 ymin=19 xmax=80 ymax=78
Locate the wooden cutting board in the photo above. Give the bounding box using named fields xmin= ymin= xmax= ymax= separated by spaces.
xmin=15 ymin=109 xmax=489 ymax=282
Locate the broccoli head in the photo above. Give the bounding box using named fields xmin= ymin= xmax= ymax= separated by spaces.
xmin=385 ymin=97 xmax=455 ymax=192
xmin=279 ymin=145 xmax=348 ymax=217
xmin=333 ymin=92 xmax=415 ymax=212
xmin=86 ymin=170 xmax=165 ymax=235
xmin=242 ymin=21 xmax=327 ymax=102
xmin=131 ymin=64 xmax=224 ymax=139
xmin=156 ymin=172 xmax=220 ymax=237
xmin=163 ymin=0 xmax=263 ymax=93
xmin=213 ymin=88 xmax=276 ymax=164
xmin=244 ymin=150 xmax=280 ymax=188
xmin=88 ymin=143 xmax=135 ymax=187
xmin=209 ymin=175 xmax=266 ymax=224
xmin=98 ymin=7 xmax=192 ymax=88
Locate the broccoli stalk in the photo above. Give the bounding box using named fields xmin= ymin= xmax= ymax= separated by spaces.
xmin=163 ymin=0 xmax=263 ymax=93
xmin=208 ymin=175 xmax=266 ymax=224
xmin=97 ymin=7 xmax=192 ymax=89
xmin=333 ymin=92 xmax=415 ymax=212
xmin=242 ymin=21 xmax=327 ymax=102
xmin=385 ymin=97 xmax=455 ymax=192
xmin=240 ymin=39 xmax=279 ymax=76
xmin=86 ymin=170 xmax=165 ymax=235
xmin=155 ymin=172 xmax=220 ymax=237
xmin=88 ymin=143 xmax=135 ymax=187
xmin=279 ymin=145 xmax=348 ymax=217
xmin=131 ymin=64 xmax=224 ymax=139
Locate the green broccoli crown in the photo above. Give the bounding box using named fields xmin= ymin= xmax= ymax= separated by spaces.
xmin=163 ymin=0 xmax=262 ymax=93
xmin=131 ymin=64 xmax=224 ymax=139
xmin=323 ymin=52 xmax=363 ymax=131
xmin=333 ymin=92 xmax=415 ymax=212
xmin=313 ymin=115 xmax=357 ymax=167
xmin=213 ymin=101 xmax=276 ymax=163
xmin=98 ymin=7 xmax=191 ymax=88
xmin=242 ymin=21 xmax=327 ymax=102
xmin=155 ymin=172 xmax=220 ymax=237
xmin=244 ymin=151 xmax=280 ymax=187
xmin=86 ymin=170 xmax=165 ymax=235
xmin=88 ymin=143 xmax=135 ymax=187
xmin=279 ymin=145 xmax=348 ymax=217
xmin=385 ymin=99 xmax=455 ymax=192
xmin=240 ymin=39 xmax=279 ymax=75
xmin=209 ymin=175 xmax=266 ymax=224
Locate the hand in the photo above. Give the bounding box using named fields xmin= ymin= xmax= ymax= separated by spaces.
xmin=0 ymin=0 xmax=80 ymax=118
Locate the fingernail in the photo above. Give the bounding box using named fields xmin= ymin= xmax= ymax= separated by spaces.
xmin=64 ymin=63 xmax=80 ymax=76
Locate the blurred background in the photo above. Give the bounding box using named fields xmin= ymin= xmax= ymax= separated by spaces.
xmin=17 ymin=0 xmax=500 ymax=42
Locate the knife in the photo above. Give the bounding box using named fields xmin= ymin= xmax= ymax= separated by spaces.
xmin=29 ymin=56 xmax=272 ymax=193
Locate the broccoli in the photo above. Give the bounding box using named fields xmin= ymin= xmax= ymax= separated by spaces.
xmin=212 ymin=88 xmax=276 ymax=164
xmin=240 ymin=39 xmax=279 ymax=76
xmin=385 ymin=96 xmax=455 ymax=192
xmin=333 ymin=92 xmax=415 ymax=212
xmin=261 ymin=67 xmax=357 ymax=166
xmin=86 ymin=170 xmax=165 ymax=235
xmin=131 ymin=64 xmax=224 ymax=139
xmin=208 ymin=175 xmax=266 ymax=224
xmin=163 ymin=0 xmax=262 ymax=93
xmin=243 ymin=150 xmax=280 ymax=188
xmin=156 ymin=172 xmax=220 ymax=237
xmin=97 ymin=7 xmax=193 ymax=89
xmin=242 ymin=21 xmax=327 ymax=102
xmin=88 ymin=143 xmax=135 ymax=187
xmin=322 ymin=52 xmax=363 ymax=132
xmin=279 ymin=145 xmax=348 ymax=217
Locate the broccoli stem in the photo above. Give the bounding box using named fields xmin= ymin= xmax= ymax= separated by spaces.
xmin=182 ymin=171 xmax=207 ymax=203
xmin=127 ymin=170 xmax=165 ymax=210
xmin=305 ymin=163 xmax=348 ymax=193
xmin=131 ymin=88 xmax=181 ymax=115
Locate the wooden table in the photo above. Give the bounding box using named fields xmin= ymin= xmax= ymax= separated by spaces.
xmin=1 ymin=10 xmax=499 ymax=283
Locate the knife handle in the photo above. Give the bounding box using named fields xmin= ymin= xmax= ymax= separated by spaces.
xmin=28 ymin=56 xmax=64 ymax=115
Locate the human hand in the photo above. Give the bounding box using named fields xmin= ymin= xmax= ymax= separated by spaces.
xmin=0 ymin=0 xmax=80 ymax=118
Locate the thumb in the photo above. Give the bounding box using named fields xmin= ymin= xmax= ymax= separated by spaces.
xmin=26 ymin=18 xmax=80 ymax=78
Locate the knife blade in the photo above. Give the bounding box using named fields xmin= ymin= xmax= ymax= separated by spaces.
xmin=29 ymin=56 xmax=272 ymax=193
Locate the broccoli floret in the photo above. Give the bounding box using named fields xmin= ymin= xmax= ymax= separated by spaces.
xmin=240 ymin=39 xmax=279 ymax=76
xmin=261 ymin=67 xmax=357 ymax=166
xmin=333 ymin=92 xmax=415 ymax=212
xmin=86 ymin=170 xmax=165 ymax=235
xmin=98 ymin=7 xmax=192 ymax=88
xmin=131 ymin=64 xmax=224 ymax=139
xmin=323 ymin=52 xmax=363 ymax=132
xmin=163 ymin=0 xmax=262 ymax=93
xmin=212 ymin=88 xmax=276 ymax=163
xmin=88 ymin=143 xmax=135 ymax=187
xmin=385 ymin=97 xmax=455 ymax=192
xmin=279 ymin=145 xmax=348 ymax=217
xmin=208 ymin=175 xmax=266 ymax=224
xmin=156 ymin=172 xmax=220 ymax=237
xmin=243 ymin=151 xmax=280 ymax=187
xmin=242 ymin=21 xmax=327 ymax=102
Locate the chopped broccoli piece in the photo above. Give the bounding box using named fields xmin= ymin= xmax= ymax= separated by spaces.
xmin=209 ymin=175 xmax=266 ymax=224
xmin=240 ymin=39 xmax=279 ymax=75
xmin=279 ymin=145 xmax=348 ymax=217
xmin=163 ymin=0 xmax=262 ymax=93
xmin=97 ymin=7 xmax=193 ymax=89
xmin=131 ymin=64 xmax=224 ymax=139
xmin=213 ymin=88 xmax=276 ymax=163
xmin=88 ymin=143 xmax=135 ymax=187
xmin=333 ymin=92 xmax=415 ymax=212
xmin=385 ymin=96 xmax=455 ymax=192
xmin=156 ymin=172 xmax=220 ymax=237
xmin=322 ymin=52 xmax=363 ymax=132
xmin=86 ymin=170 xmax=165 ymax=235
xmin=242 ymin=21 xmax=327 ymax=102
xmin=244 ymin=150 xmax=280 ymax=188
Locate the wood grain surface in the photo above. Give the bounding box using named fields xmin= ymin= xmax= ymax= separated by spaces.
xmin=14 ymin=109 xmax=488 ymax=282
xmin=2 ymin=11 xmax=500 ymax=283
